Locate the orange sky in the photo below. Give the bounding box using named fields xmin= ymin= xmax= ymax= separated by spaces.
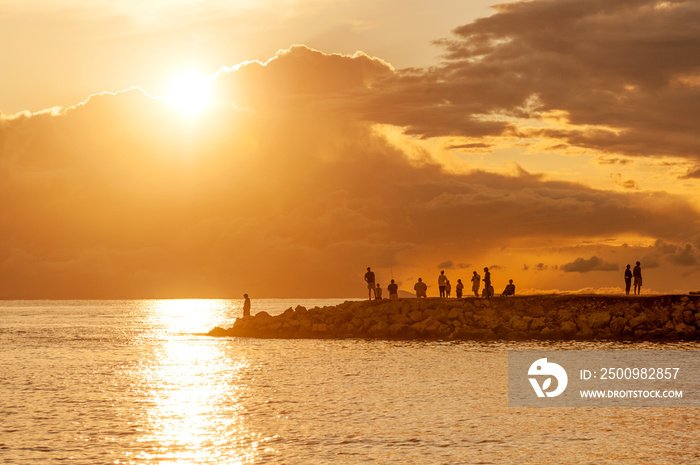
xmin=2 ymin=0 xmax=700 ymax=298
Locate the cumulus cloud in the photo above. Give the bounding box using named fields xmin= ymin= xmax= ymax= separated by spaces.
xmin=561 ymin=256 xmax=619 ymax=273
xmin=2 ymin=44 xmax=700 ymax=297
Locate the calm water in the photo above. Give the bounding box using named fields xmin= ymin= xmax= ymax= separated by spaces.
xmin=1 ymin=299 xmax=699 ymax=464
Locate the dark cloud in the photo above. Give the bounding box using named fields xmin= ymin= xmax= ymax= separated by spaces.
xmin=611 ymin=173 xmax=638 ymax=189
xmin=366 ymin=0 xmax=700 ymax=160
xmin=438 ymin=261 xmax=471 ymax=269
xmin=561 ymin=256 xmax=619 ymax=273
xmin=653 ymin=240 xmax=700 ymax=267
xmin=679 ymin=166 xmax=700 ymax=179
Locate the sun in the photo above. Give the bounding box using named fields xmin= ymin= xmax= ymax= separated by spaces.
xmin=166 ymin=70 xmax=212 ymax=116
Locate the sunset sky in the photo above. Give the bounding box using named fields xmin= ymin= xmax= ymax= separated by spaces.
xmin=2 ymin=0 xmax=700 ymax=298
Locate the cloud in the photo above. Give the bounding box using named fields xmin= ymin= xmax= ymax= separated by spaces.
xmin=561 ymin=256 xmax=619 ymax=273
xmin=437 ymin=260 xmax=470 ymax=270
xmin=679 ymin=166 xmax=700 ymax=179
xmin=364 ymin=0 xmax=700 ymax=160
xmin=211 ymin=45 xmax=394 ymax=112
xmin=3 ymin=44 xmax=700 ymax=297
xmin=653 ymin=240 xmax=700 ymax=267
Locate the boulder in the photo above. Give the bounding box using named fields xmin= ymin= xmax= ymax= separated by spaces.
xmin=628 ymin=313 xmax=648 ymax=329
xmin=587 ymin=311 xmax=611 ymax=329
xmin=675 ymin=323 xmax=696 ymax=339
xmin=683 ymin=310 xmax=696 ymax=326
xmin=609 ymin=316 xmax=627 ymax=335
xmin=560 ymin=320 xmax=577 ymax=337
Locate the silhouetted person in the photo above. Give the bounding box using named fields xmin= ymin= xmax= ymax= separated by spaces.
xmin=456 ymin=279 xmax=464 ymax=298
xmin=445 ymin=280 xmax=452 ymax=298
xmin=243 ymin=293 xmax=251 ymax=317
xmin=471 ymin=271 xmax=480 ymax=297
xmin=624 ymin=264 xmax=632 ymax=295
xmin=414 ymin=278 xmax=427 ymax=298
xmin=388 ymin=279 xmax=399 ymax=299
xmin=483 ymin=267 xmax=491 ymax=299
xmin=375 ymin=283 xmax=383 ymax=300
xmin=633 ymin=261 xmax=642 ymax=295
xmin=365 ymin=267 xmax=376 ymax=300
xmin=502 ymin=279 xmax=515 ymax=296
xmin=438 ymin=270 xmax=448 ymax=297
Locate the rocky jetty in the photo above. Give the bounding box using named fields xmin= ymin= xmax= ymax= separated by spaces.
xmin=208 ymin=295 xmax=700 ymax=341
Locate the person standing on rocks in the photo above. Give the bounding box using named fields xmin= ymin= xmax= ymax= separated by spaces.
xmin=438 ymin=270 xmax=448 ymax=297
xmin=624 ymin=264 xmax=633 ymax=295
xmin=456 ymin=279 xmax=464 ymax=298
xmin=414 ymin=278 xmax=427 ymax=298
xmin=471 ymin=271 xmax=480 ymax=297
xmin=365 ymin=267 xmax=376 ymax=300
xmin=243 ymin=293 xmax=251 ymax=318
xmin=445 ymin=280 xmax=452 ymax=298
xmin=633 ymin=261 xmax=642 ymax=295
xmin=483 ymin=267 xmax=491 ymax=299
xmin=388 ymin=279 xmax=399 ymax=299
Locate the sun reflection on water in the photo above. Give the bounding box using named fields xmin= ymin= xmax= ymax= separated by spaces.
xmin=131 ymin=299 xmax=263 ymax=464
xmin=144 ymin=299 xmax=237 ymax=334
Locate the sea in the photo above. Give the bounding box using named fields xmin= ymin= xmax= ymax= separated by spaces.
xmin=1 ymin=299 xmax=699 ymax=465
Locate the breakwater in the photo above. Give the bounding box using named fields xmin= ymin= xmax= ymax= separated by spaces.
xmin=208 ymin=295 xmax=700 ymax=341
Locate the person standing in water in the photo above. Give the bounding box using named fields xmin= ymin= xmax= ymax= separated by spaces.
xmin=243 ymin=293 xmax=251 ymax=317
xmin=633 ymin=261 xmax=642 ymax=295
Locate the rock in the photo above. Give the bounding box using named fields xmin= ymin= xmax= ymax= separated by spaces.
xmin=560 ymin=320 xmax=577 ymax=337
xmin=587 ymin=311 xmax=611 ymax=329
xmin=628 ymin=313 xmax=648 ymax=329
xmin=208 ymin=326 xmax=228 ymax=337
xmin=369 ymin=321 xmax=390 ymax=337
xmin=295 ymin=305 xmax=308 ymax=314
xmin=530 ymin=317 xmax=546 ymax=332
xmin=675 ymin=323 xmax=696 ymax=339
xmin=299 ymin=319 xmax=312 ymax=331
xmin=447 ymin=307 xmax=463 ymax=320
xmin=609 ymin=316 xmax=627 ymax=335
xmin=207 ymin=295 xmax=700 ymax=341
xmin=390 ymin=313 xmax=412 ymax=325
xmin=683 ymin=310 xmax=696 ymax=326
xmin=672 ymin=309 xmax=684 ymax=326
xmin=312 ymin=323 xmax=328 ymax=333
xmin=510 ymin=315 xmax=530 ymax=332
xmin=388 ymin=323 xmax=411 ymax=338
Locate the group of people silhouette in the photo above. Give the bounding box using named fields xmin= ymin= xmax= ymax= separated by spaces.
xmin=364 ymin=267 xmax=516 ymax=300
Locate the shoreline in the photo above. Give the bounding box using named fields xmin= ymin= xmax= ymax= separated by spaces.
xmin=209 ymin=294 xmax=700 ymax=341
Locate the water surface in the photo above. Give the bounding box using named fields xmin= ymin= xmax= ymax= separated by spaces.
xmin=1 ymin=300 xmax=698 ymax=464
